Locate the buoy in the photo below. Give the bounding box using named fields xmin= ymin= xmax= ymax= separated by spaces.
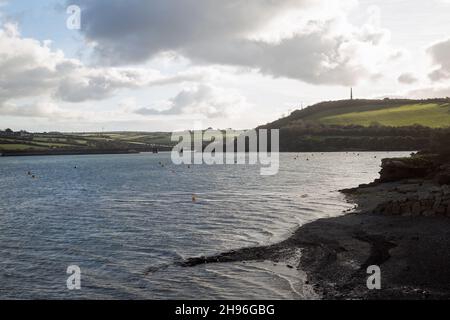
xmin=27 ymin=171 xmax=31 ymax=175
xmin=31 ymin=175 xmax=36 ymax=179
xmin=192 ymin=194 xmax=197 ymax=203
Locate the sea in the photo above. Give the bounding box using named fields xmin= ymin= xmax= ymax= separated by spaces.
xmin=0 ymin=151 xmax=409 ymax=299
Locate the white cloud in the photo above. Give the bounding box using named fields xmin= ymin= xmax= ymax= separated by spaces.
xmin=0 ymin=23 xmax=202 ymax=118
xmin=0 ymin=100 xmax=72 ymax=119
xmin=135 ymin=84 xmax=249 ymax=119
xmin=407 ymin=86 xmax=450 ymax=99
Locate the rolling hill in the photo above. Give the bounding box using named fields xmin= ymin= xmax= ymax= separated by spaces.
xmin=0 ymin=132 xmax=174 ymax=155
xmin=259 ymin=98 xmax=450 ymax=152
xmin=2 ymin=98 xmax=450 ymax=154
xmin=262 ymin=98 xmax=450 ymax=129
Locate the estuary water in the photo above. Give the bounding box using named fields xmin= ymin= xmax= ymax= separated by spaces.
xmin=0 ymin=152 xmax=409 ymax=299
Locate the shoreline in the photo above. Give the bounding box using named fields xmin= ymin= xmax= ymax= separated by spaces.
xmin=0 ymin=148 xmax=174 ymax=157
xmin=181 ymin=154 xmax=450 ymax=299
xmin=0 ymin=150 xmax=414 ymax=158
xmin=0 ymin=150 xmax=139 ymax=157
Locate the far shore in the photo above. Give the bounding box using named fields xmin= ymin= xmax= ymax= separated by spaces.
xmin=0 ymin=147 xmax=175 ymax=157
xmin=0 ymin=149 xmax=140 ymax=157
xmin=1 ymin=149 xmax=412 ymax=158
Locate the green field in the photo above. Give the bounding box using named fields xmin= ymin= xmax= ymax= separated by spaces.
xmin=0 ymin=132 xmax=175 ymax=153
xmin=0 ymin=144 xmax=46 ymax=151
xmin=305 ymin=102 xmax=450 ymax=128
xmin=0 ymin=130 xmax=246 ymax=153
xmin=3 ymin=99 xmax=449 ymax=154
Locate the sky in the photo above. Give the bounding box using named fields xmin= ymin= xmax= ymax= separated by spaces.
xmin=1 ymin=0 xmax=450 ymax=132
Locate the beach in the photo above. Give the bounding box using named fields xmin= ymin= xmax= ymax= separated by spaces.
xmin=182 ymin=154 xmax=450 ymax=299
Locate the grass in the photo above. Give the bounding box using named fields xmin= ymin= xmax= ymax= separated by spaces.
xmin=30 ymin=141 xmax=76 ymax=148
xmin=0 ymin=132 xmax=175 ymax=153
xmin=307 ymin=103 xmax=450 ymax=128
xmin=0 ymin=144 xmax=46 ymax=151
xmin=0 ymin=131 xmax=246 ymax=153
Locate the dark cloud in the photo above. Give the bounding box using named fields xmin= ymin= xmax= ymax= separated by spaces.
xmin=71 ymin=0 xmax=383 ymax=85
xmin=427 ymin=39 xmax=450 ymax=81
xmin=398 ymin=73 xmax=418 ymax=84
xmin=74 ymin=0 xmax=306 ymax=63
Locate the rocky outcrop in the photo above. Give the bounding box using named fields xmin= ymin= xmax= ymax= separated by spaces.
xmin=364 ymin=153 xmax=450 ymax=217
xmin=377 ymin=153 xmax=450 ymax=185
xmin=378 ymin=155 xmax=435 ymax=182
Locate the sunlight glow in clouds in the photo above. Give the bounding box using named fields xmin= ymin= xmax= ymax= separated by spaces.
xmin=0 ymin=0 xmax=449 ymax=131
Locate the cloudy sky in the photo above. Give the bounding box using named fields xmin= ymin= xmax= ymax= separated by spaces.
xmin=1 ymin=0 xmax=450 ymax=132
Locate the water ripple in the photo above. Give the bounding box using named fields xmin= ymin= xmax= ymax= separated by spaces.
xmin=0 ymin=152 xmax=409 ymax=299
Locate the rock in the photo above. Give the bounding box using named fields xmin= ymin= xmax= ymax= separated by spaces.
xmin=436 ymin=173 xmax=450 ymax=185
xmin=437 ymin=206 xmax=447 ymax=215
xmin=429 ymin=186 xmax=442 ymax=193
xmin=392 ymin=202 xmax=401 ymax=215
xmin=412 ymin=202 xmax=422 ymax=216
xmin=418 ymin=191 xmax=432 ymax=200
xmin=385 ymin=202 xmax=394 ymax=215
xmin=404 ymin=179 xmax=424 ymax=184
xmin=433 ymin=197 xmax=442 ymax=210
xmin=396 ymin=185 xmax=419 ymax=194
xmin=442 ymin=185 xmax=450 ymax=195
xmin=423 ymin=199 xmax=434 ymax=208
xmin=400 ymin=203 xmax=410 ymax=215
xmin=423 ymin=210 xmax=435 ymax=217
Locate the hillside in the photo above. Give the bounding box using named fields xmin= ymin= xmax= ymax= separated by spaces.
xmin=0 ymin=130 xmax=240 ymax=155
xmin=258 ymin=98 xmax=450 ymax=152
xmin=0 ymin=131 xmax=174 ymax=155
xmin=262 ymin=98 xmax=450 ymax=129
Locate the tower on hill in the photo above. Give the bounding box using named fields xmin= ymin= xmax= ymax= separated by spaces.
xmin=350 ymin=87 xmax=353 ymax=100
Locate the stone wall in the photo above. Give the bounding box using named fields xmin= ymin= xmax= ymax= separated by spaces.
xmin=373 ymin=185 xmax=450 ymax=217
